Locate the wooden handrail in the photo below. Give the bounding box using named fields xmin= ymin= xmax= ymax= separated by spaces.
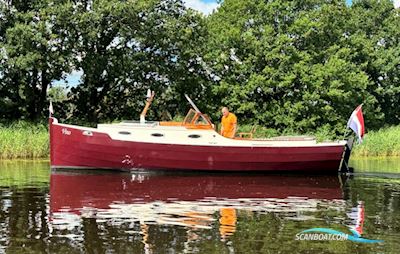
xmin=140 ymin=91 xmax=155 ymax=120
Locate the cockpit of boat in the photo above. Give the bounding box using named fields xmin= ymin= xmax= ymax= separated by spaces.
xmin=139 ymin=92 xmax=215 ymax=130
xmin=159 ymin=108 xmax=214 ymax=130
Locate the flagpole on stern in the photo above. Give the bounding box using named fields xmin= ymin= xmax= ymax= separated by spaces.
xmin=345 ymin=103 xmax=364 ymax=143
xmin=49 ymin=100 xmax=54 ymax=118
xmin=339 ymin=104 xmax=364 ymax=173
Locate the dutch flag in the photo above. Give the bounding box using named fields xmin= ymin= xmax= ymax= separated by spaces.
xmin=347 ymin=105 xmax=365 ymax=143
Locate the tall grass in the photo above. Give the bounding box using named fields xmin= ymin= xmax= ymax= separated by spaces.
xmin=0 ymin=121 xmax=49 ymax=159
xmin=352 ymin=125 xmax=400 ymax=157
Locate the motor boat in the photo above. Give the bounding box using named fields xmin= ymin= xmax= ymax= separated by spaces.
xmin=49 ymin=93 xmax=353 ymax=172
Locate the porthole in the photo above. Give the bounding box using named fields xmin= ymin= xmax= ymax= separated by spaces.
xmin=151 ymin=133 xmax=164 ymax=137
xmin=119 ymin=131 xmax=131 ymax=135
xmin=188 ymin=134 xmax=201 ymax=138
xmin=82 ymin=130 xmax=93 ymax=136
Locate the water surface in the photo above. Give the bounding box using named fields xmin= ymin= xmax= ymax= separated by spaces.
xmin=0 ymin=160 xmax=399 ymax=253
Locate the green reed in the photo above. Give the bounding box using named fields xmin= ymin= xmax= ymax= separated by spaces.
xmin=0 ymin=121 xmax=49 ymax=159
xmin=352 ymin=125 xmax=400 ymax=157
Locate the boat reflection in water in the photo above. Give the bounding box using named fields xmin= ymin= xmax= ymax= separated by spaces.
xmin=49 ymin=171 xmax=346 ymax=247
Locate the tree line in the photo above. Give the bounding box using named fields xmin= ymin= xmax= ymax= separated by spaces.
xmin=1 ymin=0 xmax=399 ymax=136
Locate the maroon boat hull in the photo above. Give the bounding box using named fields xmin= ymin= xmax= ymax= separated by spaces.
xmin=50 ymin=118 xmax=345 ymax=172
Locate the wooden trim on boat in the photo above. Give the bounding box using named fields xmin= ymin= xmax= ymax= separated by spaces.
xmin=159 ymin=121 xmax=214 ymax=129
xmin=159 ymin=121 xmax=183 ymax=126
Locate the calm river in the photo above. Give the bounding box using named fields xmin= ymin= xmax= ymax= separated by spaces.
xmin=0 ymin=159 xmax=399 ymax=253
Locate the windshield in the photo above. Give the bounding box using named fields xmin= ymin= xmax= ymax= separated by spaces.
xmin=183 ymin=109 xmax=212 ymax=126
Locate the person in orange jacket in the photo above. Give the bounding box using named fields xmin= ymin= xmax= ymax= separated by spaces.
xmin=221 ymin=107 xmax=237 ymax=138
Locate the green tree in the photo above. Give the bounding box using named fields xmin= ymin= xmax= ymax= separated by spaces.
xmin=350 ymin=0 xmax=400 ymax=126
xmin=66 ymin=0 xmax=210 ymax=123
xmin=0 ymin=0 xmax=73 ymax=120
xmin=205 ymin=0 xmax=385 ymax=135
xmin=0 ymin=1 xmax=19 ymax=118
xmin=1 ymin=0 xmax=399 ymax=135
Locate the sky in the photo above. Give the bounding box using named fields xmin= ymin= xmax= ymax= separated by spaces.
xmin=183 ymin=0 xmax=220 ymax=15
xmin=184 ymin=0 xmax=400 ymax=14
xmin=57 ymin=0 xmax=399 ymax=87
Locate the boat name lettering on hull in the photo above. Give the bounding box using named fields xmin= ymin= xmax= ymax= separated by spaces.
xmin=62 ymin=128 xmax=71 ymax=135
